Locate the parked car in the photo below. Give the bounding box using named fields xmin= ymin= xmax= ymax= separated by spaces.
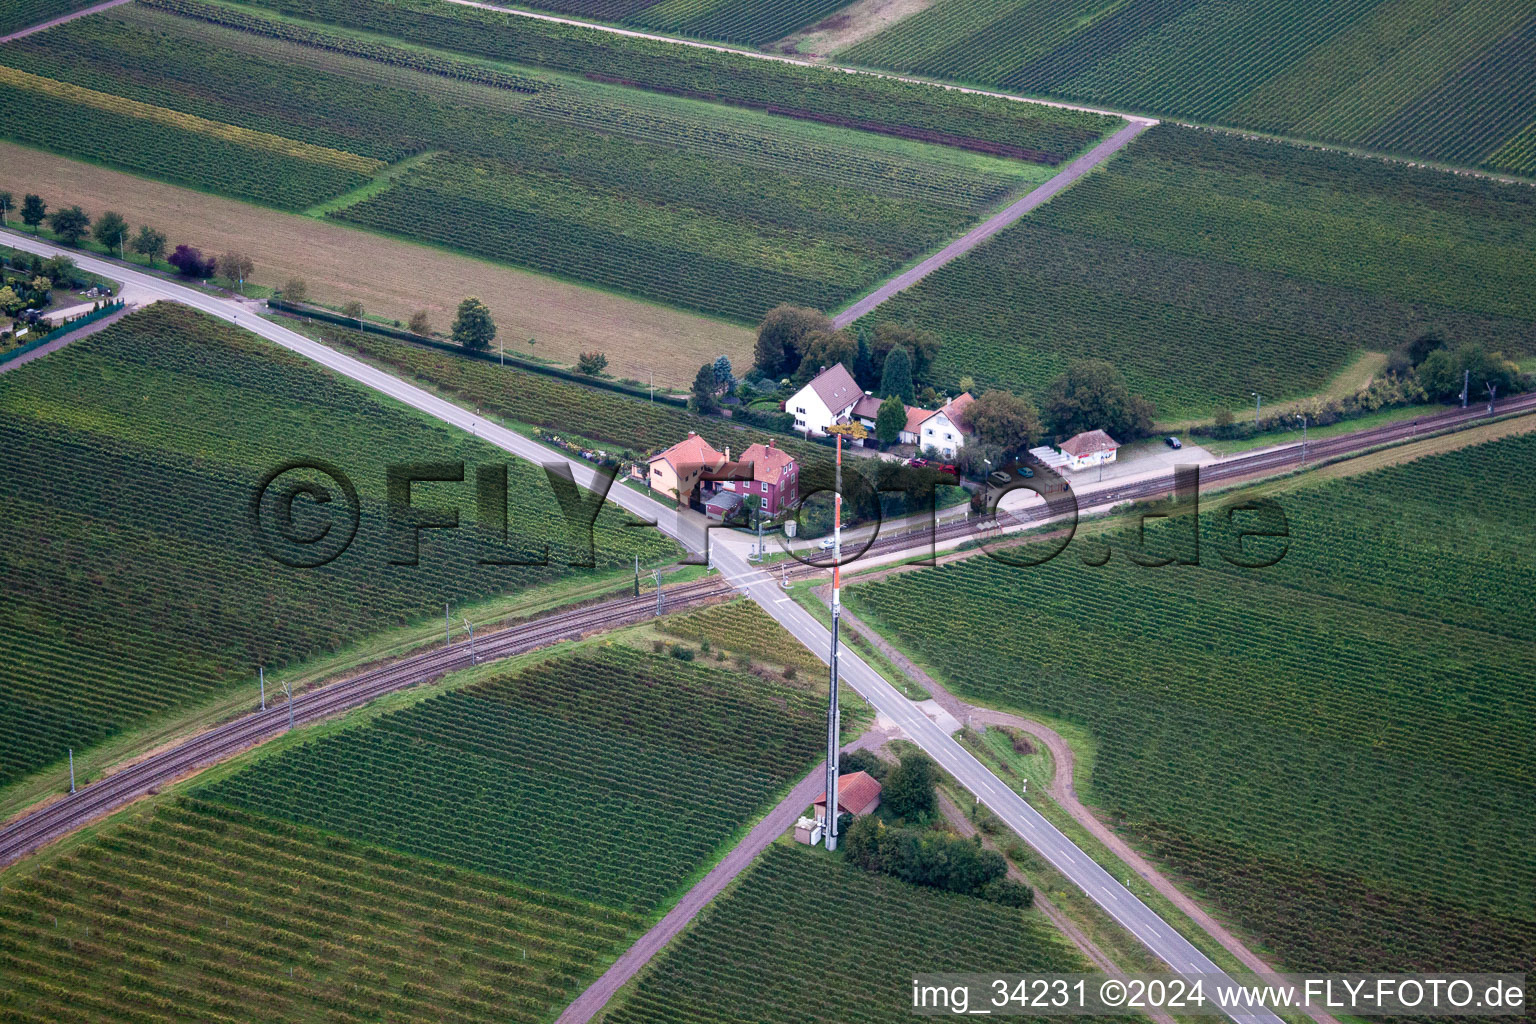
xmin=817 ymin=537 xmax=836 ymax=551
xmin=1165 ymin=436 xmax=1183 ymax=449
xmin=1016 ymin=465 xmax=1035 ymax=478
xmin=988 ymin=470 xmax=1011 ymax=485
xmin=907 ymin=457 xmax=929 ymax=468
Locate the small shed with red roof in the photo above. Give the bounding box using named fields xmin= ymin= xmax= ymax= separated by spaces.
xmin=813 ymin=770 xmax=882 ymax=825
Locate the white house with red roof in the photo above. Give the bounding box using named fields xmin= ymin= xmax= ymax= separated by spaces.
xmin=786 ymin=363 xmax=861 ymax=437
xmin=716 ymin=440 xmax=799 ymax=516
xmin=1057 ymin=429 xmax=1120 ymax=471
xmin=917 ymin=392 xmax=975 ymax=458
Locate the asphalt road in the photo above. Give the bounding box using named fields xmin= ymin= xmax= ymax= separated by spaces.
xmin=0 ymin=230 xmax=1374 ymax=1024
xmin=832 ymin=117 xmax=1154 ymax=328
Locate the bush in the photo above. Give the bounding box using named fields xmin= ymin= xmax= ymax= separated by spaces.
xmin=668 ymin=644 xmax=695 ymax=661
xmin=167 ymin=244 xmax=216 ymax=279
xmin=843 ymin=816 xmax=1017 ymax=904
xmin=884 ymin=751 xmax=938 ymax=819
xmin=577 ymin=351 xmax=608 ymax=376
xmin=840 ymin=749 xmax=888 ymax=783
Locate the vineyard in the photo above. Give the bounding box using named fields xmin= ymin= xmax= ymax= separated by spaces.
xmin=658 ymin=598 xmax=826 ymax=674
xmin=605 ymin=843 xmax=1110 ymax=1024
xmin=624 ymin=0 xmax=856 ymax=46
xmin=0 ymin=797 xmax=641 ymax=1023
xmin=0 ymin=0 xmax=106 ymax=34
xmin=201 ymin=646 xmax=830 ymax=912
xmin=1 ymin=2 xmax=1050 ymax=321
xmin=856 ymin=124 xmax=1536 ymax=417
xmin=845 ymin=432 xmax=1536 ymax=983
xmin=211 ymin=0 xmax=1117 ymax=163
xmin=842 ymin=0 xmax=1536 ymax=175
xmin=0 ymin=304 xmax=676 ymax=791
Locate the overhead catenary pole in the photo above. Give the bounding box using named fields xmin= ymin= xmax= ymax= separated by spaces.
xmin=283 ymin=680 xmax=294 ymax=731
xmin=655 ymin=569 xmax=663 ymax=616
xmin=259 ymin=665 xmax=266 ymax=711
xmin=1252 ymin=390 xmax=1262 ymax=426
xmin=825 ymin=433 xmax=843 ymax=851
xmin=1461 ymin=369 xmax=1470 ymax=409
xmin=446 ymin=602 xmax=451 ymax=647
xmin=463 ymin=619 xmax=476 ymax=665
xmin=68 ymin=748 xmax=75 ymax=794
xmin=634 ymin=554 xmax=640 ymax=597
xmin=1486 ymin=381 xmax=1498 ymax=415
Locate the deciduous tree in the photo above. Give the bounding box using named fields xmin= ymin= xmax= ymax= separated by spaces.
xmin=168 ymin=244 xmax=216 ymax=278
xmin=1043 ymin=358 xmax=1155 ymax=441
xmin=340 ymin=299 xmax=365 ymax=319
xmin=220 ymin=251 xmax=254 ymax=293
xmin=577 ymin=350 xmax=608 ymax=376
xmin=966 ymin=389 xmax=1043 ymax=449
xmin=884 ymin=750 xmax=937 ymax=819
xmin=754 ymin=305 xmax=830 ymax=378
xmin=408 ymin=309 xmax=431 ymax=336
xmin=131 ymin=225 xmax=166 ymax=266
xmin=20 ymin=194 xmax=45 ymax=234
xmin=93 ymin=211 xmax=129 ymax=258
xmin=451 ymin=296 xmax=495 ymax=351
xmin=793 ymin=329 xmax=857 ymax=384
xmin=47 ymin=206 xmax=90 ymax=247
xmin=872 ymin=322 xmax=940 ymax=381
xmin=0 ymin=192 xmax=13 ymax=226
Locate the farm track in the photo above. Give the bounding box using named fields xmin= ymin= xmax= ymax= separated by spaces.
xmin=0 ymin=574 xmax=737 ymax=868
xmin=0 ymin=0 xmax=129 ymax=43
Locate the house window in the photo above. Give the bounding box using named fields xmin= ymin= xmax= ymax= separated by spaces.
xmin=945 ymin=433 xmax=953 ymax=440
xmin=796 ymin=406 xmax=806 ymax=414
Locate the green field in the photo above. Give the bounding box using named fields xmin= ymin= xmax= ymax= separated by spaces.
xmin=200 ymin=645 xmax=829 ymax=910
xmin=846 ymin=433 xmax=1536 ymax=980
xmin=855 ymin=125 xmax=1536 ymax=418
xmin=214 ymin=0 xmax=1115 ymax=164
xmin=0 ymin=797 xmax=641 ymax=1024
xmin=606 ymin=842 xmax=1112 ymax=1024
xmin=0 ymin=0 xmax=1093 ymax=322
xmin=490 ymin=0 xmax=855 ymax=45
xmin=843 ymin=0 xmax=1536 ymax=175
xmin=0 ymin=0 xmax=103 ymax=35
xmin=0 ymin=303 xmax=675 ymax=792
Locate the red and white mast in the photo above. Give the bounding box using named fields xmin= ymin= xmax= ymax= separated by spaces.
xmin=825 ymin=432 xmax=843 ymax=849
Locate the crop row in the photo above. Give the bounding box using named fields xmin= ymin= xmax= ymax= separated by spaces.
xmin=0 ymin=0 xmax=100 ymax=35
xmin=229 ymin=0 xmax=1116 ymax=162
xmin=625 ymin=0 xmax=855 ymax=45
xmin=845 ymin=433 xmax=1536 ymax=983
xmin=202 ymin=646 xmax=826 ymax=912
xmin=143 ymin=0 xmax=547 ymax=93
xmin=857 ymin=124 xmax=1536 ymax=416
xmin=0 ymin=72 xmax=366 ymax=210
xmin=0 ymin=797 xmax=638 ymax=1023
xmin=606 ymin=843 xmax=1108 ymax=1024
xmin=843 ymin=0 xmax=1535 ymax=172
xmin=0 ymin=304 xmax=675 ymax=789
xmin=658 ymin=599 xmax=826 ymax=673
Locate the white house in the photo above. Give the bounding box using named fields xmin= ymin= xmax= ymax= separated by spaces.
xmin=917 ymin=392 xmax=974 ymax=459
xmin=850 ymin=393 xmax=928 ymax=445
xmin=1058 ymin=429 xmax=1120 ymax=471
xmin=787 ymin=364 xmax=861 ymax=437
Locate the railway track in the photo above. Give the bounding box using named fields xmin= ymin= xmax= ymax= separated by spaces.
xmin=4 ymin=392 xmax=1528 ymax=869
xmin=0 ymin=574 xmax=734 ymax=868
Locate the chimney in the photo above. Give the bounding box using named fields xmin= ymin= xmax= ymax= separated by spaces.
xmin=725 ymin=446 xmax=731 ymax=461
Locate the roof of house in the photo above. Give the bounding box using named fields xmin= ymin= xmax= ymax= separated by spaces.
xmin=1059 ymin=429 xmax=1121 ymax=457
xmin=705 ymin=489 xmax=744 ymax=511
xmin=850 ymin=394 xmax=883 ymax=419
xmin=937 ymin=392 xmax=975 ymax=434
xmin=802 ymin=363 xmax=861 ymax=414
xmin=904 ymin=405 xmax=935 ymax=435
xmin=738 ymin=441 xmax=796 ymax=486
xmin=649 ymin=433 xmax=726 ymax=473
xmin=813 ymin=770 xmax=883 ymax=812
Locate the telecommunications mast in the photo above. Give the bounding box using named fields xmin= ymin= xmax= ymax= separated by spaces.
xmin=824 ymin=433 xmax=843 ymax=850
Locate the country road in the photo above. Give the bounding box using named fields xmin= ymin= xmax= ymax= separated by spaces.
xmin=12 ymin=228 xmax=1514 ymax=1024
xmin=832 ymin=117 xmax=1153 ymax=327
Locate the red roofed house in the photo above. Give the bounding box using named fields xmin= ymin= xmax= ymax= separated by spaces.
xmin=786 ymin=363 xmax=861 ymax=437
xmin=916 ymin=392 xmax=975 ymax=459
xmin=716 ymin=440 xmax=799 ymax=516
xmin=813 ymin=770 xmax=882 ymax=825
xmin=1057 ymin=429 xmax=1120 ymax=472
xmin=648 ymin=432 xmax=726 ymax=507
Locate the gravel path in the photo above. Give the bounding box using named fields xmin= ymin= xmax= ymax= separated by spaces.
xmin=831 ymin=118 xmax=1153 ymax=328
xmin=0 ymin=0 xmax=130 ymax=42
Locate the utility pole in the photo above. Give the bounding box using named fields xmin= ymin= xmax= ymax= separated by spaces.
xmin=1461 ymin=369 xmax=1470 ymax=409
xmin=463 ymin=619 xmax=476 ymax=664
xmin=68 ymin=749 xmax=75 ymax=794
xmin=283 ymin=680 xmax=294 ymax=731
xmin=649 ymin=371 xmax=654 ymax=404
xmin=446 ymin=602 xmax=451 ymax=647
xmin=1297 ymin=413 xmax=1308 ymax=463
xmin=259 ymin=666 xmax=266 ymax=711
xmin=1251 ymin=391 xmax=1262 ymax=426
xmin=825 ymin=432 xmax=843 ymax=851
xmin=634 ymin=554 xmax=640 ymax=597
xmin=1486 ymin=382 xmax=1497 ymax=415
xmin=755 ymin=514 xmax=765 ymax=561
xmin=655 ymin=569 xmax=663 ymax=616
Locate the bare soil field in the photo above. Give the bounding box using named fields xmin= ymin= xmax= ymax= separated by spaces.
xmin=775 ymin=0 xmax=935 ymax=57
xmin=0 ymin=142 xmax=751 ymax=386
